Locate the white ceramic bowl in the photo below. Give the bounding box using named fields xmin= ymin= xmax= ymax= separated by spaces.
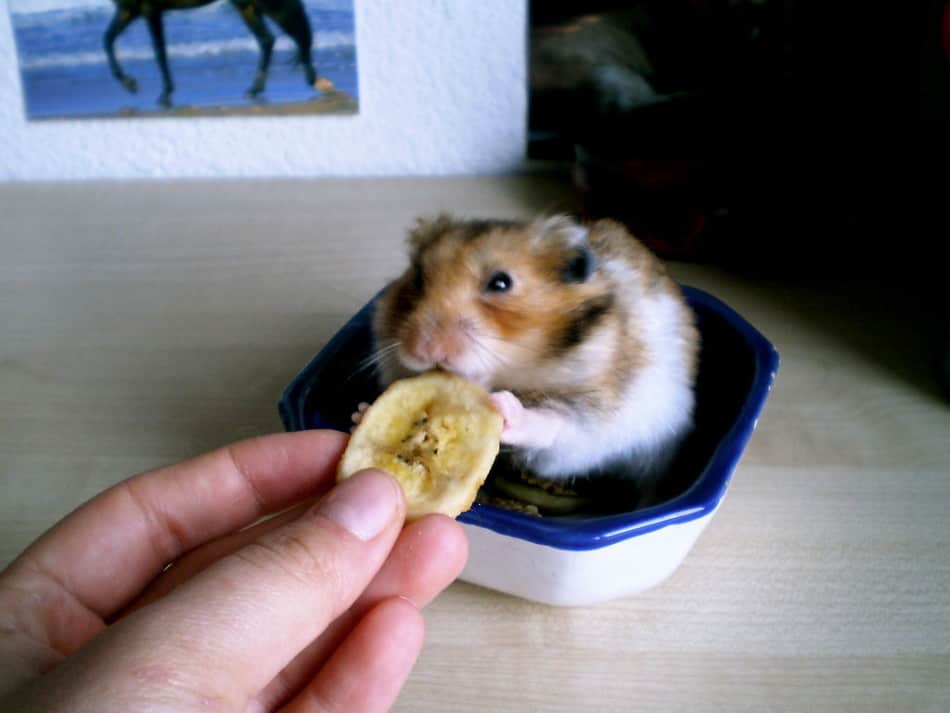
xmin=280 ymin=286 xmax=778 ymax=605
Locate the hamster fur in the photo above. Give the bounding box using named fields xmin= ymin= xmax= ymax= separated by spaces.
xmin=370 ymin=214 xmax=699 ymax=487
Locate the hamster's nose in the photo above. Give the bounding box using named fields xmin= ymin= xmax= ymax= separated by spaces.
xmin=411 ymin=327 xmax=464 ymax=367
xmin=406 ymin=332 xmax=445 ymax=365
xmin=425 ymin=339 xmax=449 ymax=364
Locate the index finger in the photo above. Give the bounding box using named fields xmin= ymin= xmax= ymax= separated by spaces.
xmin=3 ymin=430 xmax=348 ymax=620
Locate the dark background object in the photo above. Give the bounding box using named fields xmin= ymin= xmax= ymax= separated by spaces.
xmin=529 ymin=0 xmax=948 ymax=273
xmin=529 ymin=0 xmax=949 ymax=395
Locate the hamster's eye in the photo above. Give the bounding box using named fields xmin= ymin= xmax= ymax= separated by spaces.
xmin=412 ymin=264 xmax=424 ymax=292
xmin=485 ymin=271 xmax=513 ymax=293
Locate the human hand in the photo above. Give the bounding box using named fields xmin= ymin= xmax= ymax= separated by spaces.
xmin=0 ymin=430 xmax=468 ymax=712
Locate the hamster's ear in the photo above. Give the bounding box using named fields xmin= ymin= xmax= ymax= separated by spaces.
xmin=536 ymin=214 xmax=589 ymax=247
xmin=561 ymin=245 xmax=597 ymax=283
xmin=408 ymin=214 xmax=455 ymax=255
xmin=536 ymin=215 xmax=598 ymax=283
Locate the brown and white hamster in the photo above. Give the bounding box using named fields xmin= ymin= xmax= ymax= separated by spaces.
xmin=370 ymin=214 xmax=699 ymax=487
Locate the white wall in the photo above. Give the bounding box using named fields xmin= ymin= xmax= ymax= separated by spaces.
xmin=0 ymin=1 xmax=527 ymax=180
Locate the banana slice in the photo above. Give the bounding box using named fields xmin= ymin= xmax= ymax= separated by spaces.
xmin=338 ymin=371 xmax=503 ymax=520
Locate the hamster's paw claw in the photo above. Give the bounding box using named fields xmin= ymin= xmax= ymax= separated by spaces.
xmin=350 ymin=402 xmax=370 ymax=430
xmin=491 ymin=391 xmax=562 ymax=449
xmin=490 ymin=391 xmax=525 ymax=440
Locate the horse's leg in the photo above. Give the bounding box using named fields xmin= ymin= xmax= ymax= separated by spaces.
xmin=103 ymin=6 xmax=140 ymax=93
xmin=268 ymin=1 xmax=318 ymax=88
xmin=144 ymin=11 xmax=174 ymax=108
xmin=231 ymin=1 xmax=275 ymax=99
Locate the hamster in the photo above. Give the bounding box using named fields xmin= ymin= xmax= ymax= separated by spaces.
xmin=368 ymin=214 xmax=699 ymax=491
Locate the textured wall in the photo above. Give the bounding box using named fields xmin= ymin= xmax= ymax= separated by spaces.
xmin=0 ymin=1 xmax=527 ymax=180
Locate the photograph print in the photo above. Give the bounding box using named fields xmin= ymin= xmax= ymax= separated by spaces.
xmin=7 ymin=0 xmax=358 ymax=119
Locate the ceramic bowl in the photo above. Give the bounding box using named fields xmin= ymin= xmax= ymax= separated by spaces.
xmin=279 ymin=286 xmax=779 ymax=605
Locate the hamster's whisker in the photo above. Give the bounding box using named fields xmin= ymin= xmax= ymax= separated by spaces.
xmin=470 ymin=340 xmax=500 ymax=374
xmin=347 ymin=341 xmax=400 ymax=381
xmin=478 ymin=341 xmax=505 ymax=370
xmin=361 ymin=342 xmax=400 ymax=370
xmin=465 ymin=330 xmax=507 ymax=371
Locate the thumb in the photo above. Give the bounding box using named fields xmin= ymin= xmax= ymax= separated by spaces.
xmin=23 ymin=469 xmax=406 ymax=711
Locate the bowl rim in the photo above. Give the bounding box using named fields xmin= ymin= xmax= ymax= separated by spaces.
xmin=279 ymin=285 xmax=779 ymax=551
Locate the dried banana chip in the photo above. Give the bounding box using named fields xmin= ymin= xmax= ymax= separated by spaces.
xmin=338 ymin=371 xmax=503 ymax=520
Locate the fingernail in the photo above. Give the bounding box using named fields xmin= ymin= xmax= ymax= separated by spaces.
xmin=318 ymin=470 xmax=402 ymax=541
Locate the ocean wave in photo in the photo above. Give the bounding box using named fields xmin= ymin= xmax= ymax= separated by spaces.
xmin=18 ymin=31 xmax=356 ymax=71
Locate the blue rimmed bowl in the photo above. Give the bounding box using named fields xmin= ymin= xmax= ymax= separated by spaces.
xmin=280 ymin=286 xmax=779 ymax=605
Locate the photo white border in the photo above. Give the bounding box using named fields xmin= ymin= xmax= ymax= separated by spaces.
xmin=0 ymin=1 xmax=527 ymax=179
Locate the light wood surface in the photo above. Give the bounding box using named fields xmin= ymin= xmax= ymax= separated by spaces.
xmin=1 ymin=176 xmax=947 ymax=712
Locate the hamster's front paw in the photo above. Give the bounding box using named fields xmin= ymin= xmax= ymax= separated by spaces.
xmin=350 ymin=402 xmax=370 ymax=432
xmin=490 ymin=391 xmax=524 ymax=440
xmin=490 ymin=391 xmax=562 ymax=449
xmin=491 ymin=391 xmax=559 ymax=448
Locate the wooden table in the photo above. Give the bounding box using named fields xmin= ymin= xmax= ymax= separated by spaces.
xmin=2 ymin=176 xmax=947 ymax=712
